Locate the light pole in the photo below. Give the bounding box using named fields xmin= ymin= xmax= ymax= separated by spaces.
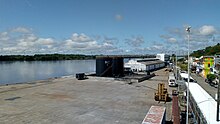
xmin=176 ymin=45 xmax=179 ymax=93
xmin=176 ymin=45 xmax=178 ymax=80
xmin=217 ymin=71 xmax=220 ymax=121
xmin=186 ymin=26 xmax=191 ymax=124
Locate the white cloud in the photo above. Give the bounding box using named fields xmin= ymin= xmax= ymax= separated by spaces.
xmin=152 ymin=45 xmax=163 ymax=50
xmin=61 ymin=33 xmax=125 ymax=54
xmin=115 ymin=14 xmax=123 ymax=21
xmin=0 ymin=27 xmax=57 ymax=54
xmin=0 ymin=27 xmax=148 ymax=55
xmin=199 ymin=25 xmax=216 ymax=36
xmin=36 ymin=38 xmax=54 ymax=45
xmin=11 ymin=27 xmax=31 ymax=33
xmin=64 ymin=33 xmax=101 ymax=51
xmin=125 ymin=49 xmax=130 ymax=53
xmin=103 ymin=37 xmax=119 ymax=45
xmin=0 ymin=32 xmax=8 ymax=36
xmin=146 ymin=44 xmax=164 ymax=52
xmin=103 ymin=42 xmax=113 ymax=47
xmin=2 ymin=47 xmax=18 ymax=51
xmin=71 ymin=33 xmax=92 ymax=43
xmin=161 ymin=25 xmax=220 ymax=52
xmin=0 ymin=32 xmax=9 ymax=41
xmin=168 ymin=37 xmax=177 ymax=43
xmin=36 ymin=38 xmax=55 ymax=48
xmin=160 ymin=35 xmax=177 ymax=43
xmin=125 ymin=41 xmax=166 ymax=55
xmin=17 ymin=34 xmax=37 ymax=43
xmin=17 ymin=41 xmax=35 ymax=47
xmin=125 ymin=36 xmax=145 ymax=47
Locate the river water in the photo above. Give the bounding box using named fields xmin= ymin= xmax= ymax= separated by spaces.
xmin=0 ymin=60 xmax=96 ymax=85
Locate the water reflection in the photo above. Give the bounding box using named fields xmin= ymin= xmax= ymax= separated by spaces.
xmin=0 ymin=60 xmax=95 ymax=85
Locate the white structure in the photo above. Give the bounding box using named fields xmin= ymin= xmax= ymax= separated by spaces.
xmin=215 ymin=54 xmax=220 ymax=65
xmin=180 ymin=72 xmax=196 ymax=82
xmin=124 ymin=58 xmax=165 ymax=72
xmin=186 ymin=82 xmax=220 ymax=124
xmin=124 ymin=59 xmax=146 ymax=72
xmin=156 ymin=53 xmax=170 ymax=62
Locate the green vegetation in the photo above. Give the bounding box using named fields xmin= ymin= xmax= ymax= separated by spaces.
xmin=179 ymin=63 xmax=187 ymax=71
xmin=177 ymin=43 xmax=220 ymax=72
xmin=207 ymin=74 xmax=216 ymax=81
xmin=171 ymin=54 xmax=176 ymax=63
xmin=177 ymin=58 xmax=185 ymax=62
xmin=0 ymin=54 xmax=96 ymax=61
xmin=190 ymin=43 xmax=220 ymax=57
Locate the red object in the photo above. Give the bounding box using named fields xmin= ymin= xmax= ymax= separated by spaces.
xmin=142 ymin=106 xmax=166 ymax=124
xmin=172 ymin=96 xmax=180 ymax=124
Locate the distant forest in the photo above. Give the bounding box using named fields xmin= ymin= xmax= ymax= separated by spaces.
xmin=0 ymin=54 xmax=96 ymax=61
xmin=190 ymin=43 xmax=220 ymax=57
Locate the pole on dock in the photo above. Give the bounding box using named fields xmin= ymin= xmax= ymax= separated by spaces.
xmin=176 ymin=53 xmax=177 ymax=79
xmin=217 ymin=72 xmax=220 ymax=121
xmin=186 ymin=26 xmax=191 ymax=124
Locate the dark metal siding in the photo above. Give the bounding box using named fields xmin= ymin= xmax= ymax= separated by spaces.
xmin=112 ymin=57 xmax=124 ymax=77
xmin=96 ymin=57 xmax=112 ymax=77
xmin=96 ymin=56 xmax=124 ymax=77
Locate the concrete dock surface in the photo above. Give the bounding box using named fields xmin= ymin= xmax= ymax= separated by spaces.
xmin=0 ymin=68 xmax=175 ymax=124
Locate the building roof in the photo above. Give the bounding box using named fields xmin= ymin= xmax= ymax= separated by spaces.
xmin=139 ymin=60 xmax=164 ymax=66
xmin=186 ymin=82 xmax=220 ymax=124
xmin=203 ymin=56 xmax=215 ymax=58
xmin=137 ymin=58 xmax=159 ymax=61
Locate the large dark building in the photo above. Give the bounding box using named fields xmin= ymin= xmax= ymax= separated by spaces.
xmin=96 ymin=56 xmax=124 ymax=77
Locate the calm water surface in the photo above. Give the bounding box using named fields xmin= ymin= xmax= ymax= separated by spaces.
xmin=0 ymin=60 xmax=95 ymax=85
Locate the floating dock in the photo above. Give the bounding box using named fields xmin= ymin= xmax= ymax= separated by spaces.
xmin=0 ymin=68 xmax=175 ymax=124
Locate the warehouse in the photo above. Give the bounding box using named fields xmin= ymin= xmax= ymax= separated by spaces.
xmin=124 ymin=58 xmax=165 ymax=72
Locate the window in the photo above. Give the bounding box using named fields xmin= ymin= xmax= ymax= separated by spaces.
xmin=170 ymin=79 xmax=175 ymax=82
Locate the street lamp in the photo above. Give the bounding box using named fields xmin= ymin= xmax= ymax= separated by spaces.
xmin=176 ymin=45 xmax=179 ymax=93
xmin=186 ymin=26 xmax=191 ymax=124
xmin=217 ymin=70 xmax=220 ymax=121
xmin=176 ymin=45 xmax=178 ymax=80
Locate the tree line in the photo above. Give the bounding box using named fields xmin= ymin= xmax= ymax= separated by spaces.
xmin=190 ymin=43 xmax=220 ymax=57
xmin=0 ymin=54 xmax=96 ymax=61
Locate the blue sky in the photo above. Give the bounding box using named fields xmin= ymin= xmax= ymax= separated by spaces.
xmin=0 ymin=0 xmax=220 ymax=55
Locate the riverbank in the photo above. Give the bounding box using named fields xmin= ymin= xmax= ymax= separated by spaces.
xmin=0 ymin=54 xmax=96 ymax=61
xmin=0 ymin=68 xmax=175 ymax=124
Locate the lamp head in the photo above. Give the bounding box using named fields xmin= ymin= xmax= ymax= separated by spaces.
xmin=186 ymin=26 xmax=191 ymax=33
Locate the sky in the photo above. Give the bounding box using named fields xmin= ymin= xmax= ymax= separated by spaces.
xmin=0 ymin=0 xmax=220 ymax=55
